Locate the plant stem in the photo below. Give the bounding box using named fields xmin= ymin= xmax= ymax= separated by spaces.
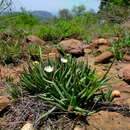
xmin=34 ymin=106 xmax=57 ymax=126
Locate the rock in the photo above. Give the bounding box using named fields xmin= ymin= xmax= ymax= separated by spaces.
xmin=21 ymin=122 xmax=35 ymax=130
xmin=0 ymin=96 xmax=10 ymax=110
xmin=94 ymin=38 xmax=108 ymax=44
xmin=112 ymin=90 xmax=121 ymax=97
xmin=87 ymin=111 xmax=130 ymax=130
xmin=88 ymin=38 xmax=108 ymax=49
xmin=84 ymin=49 xmax=92 ymax=54
xmin=59 ymin=39 xmax=84 ymax=55
xmin=107 ymin=37 xmax=119 ymax=44
xmin=119 ymin=64 xmax=130 ymax=81
xmin=26 ymin=35 xmax=46 ymax=45
xmin=74 ymin=126 xmax=85 ymax=130
xmin=87 ymin=37 xmax=119 ymax=50
xmin=123 ymin=55 xmax=130 ymax=61
xmin=95 ymin=51 xmax=113 ymax=64
xmin=67 ymin=106 xmax=74 ymax=112
xmin=97 ymin=45 xmax=110 ymax=53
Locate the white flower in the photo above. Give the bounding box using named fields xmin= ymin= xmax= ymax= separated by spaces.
xmin=61 ymin=58 xmax=68 ymax=63
xmin=44 ymin=66 xmax=54 ymax=73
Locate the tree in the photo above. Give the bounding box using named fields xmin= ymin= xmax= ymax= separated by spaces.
xmin=58 ymin=9 xmax=72 ymax=19
xmin=100 ymin=0 xmax=130 ymax=9
xmin=72 ymin=5 xmax=86 ymax=17
xmin=99 ymin=0 xmax=130 ymax=23
xmin=0 ymin=0 xmax=13 ymax=13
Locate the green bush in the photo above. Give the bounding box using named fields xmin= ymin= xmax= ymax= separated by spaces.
xmin=80 ymin=22 xmax=122 ymax=42
xmin=111 ymin=35 xmax=130 ymax=60
xmin=8 ymin=56 xmax=113 ymax=115
xmin=37 ymin=20 xmax=83 ymax=41
xmin=111 ymin=40 xmax=124 ymax=60
xmin=0 ymin=40 xmax=22 ymax=64
xmin=0 ymin=10 xmax=128 ymax=43
xmin=27 ymin=44 xmax=41 ymax=56
xmin=0 ymin=10 xmax=41 ymax=33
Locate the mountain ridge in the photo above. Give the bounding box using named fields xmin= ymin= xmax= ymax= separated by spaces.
xmin=2 ymin=10 xmax=54 ymax=20
xmin=31 ymin=10 xmax=53 ymax=20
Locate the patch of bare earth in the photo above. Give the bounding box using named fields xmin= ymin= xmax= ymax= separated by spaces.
xmin=0 ymin=98 xmax=87 ymax=130
xmin=87 ymin=111 xmax=130 ymax=130
xmin=0 ymin=63 xmax=28 ymax=92
xmin=0 ymin=63 xmax=27 ymax=83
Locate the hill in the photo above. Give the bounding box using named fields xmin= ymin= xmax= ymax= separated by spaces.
xmin=2 ymin=10 xmax=53 ymax=20
xmin=31 ymin=10 xmax=53 ymax=20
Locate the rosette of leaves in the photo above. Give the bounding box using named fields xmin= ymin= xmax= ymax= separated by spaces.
xmin=8 ymin=55 xmax=113 ymax=115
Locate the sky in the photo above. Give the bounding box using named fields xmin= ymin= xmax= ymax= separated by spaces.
xmin=13 ymin=0 xmax=100 ymax=14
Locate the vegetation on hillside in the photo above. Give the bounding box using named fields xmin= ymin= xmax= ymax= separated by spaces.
xmin=1 ymin=1 xmax=130 ymax=128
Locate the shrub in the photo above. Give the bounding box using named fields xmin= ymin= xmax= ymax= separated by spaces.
xmin=111 ymin=40 xmax=124 ymax=60
xmin=8 ymin=55 xmax=113 ymax=115
xmin=99 ymin=2 xmax=130 ymax=23
xmin=0 ymin=9 xmax=41 ymax=33
xmin=81 ymin=22 xmax=122 ymax=42
xmin=0 ymin=40 xmax=22 ymax=64
xmin=0 ymin=10 xmax=127 ymax=43
xmin=37 ymin=20 xmax=83 ymax=41
xmin=27 ymin=44 xmax=41 ymax=56
xmin=111 ymin=35 xmax=130 ymax=60
xmin=14 ymin=13 xmax=40 ymax=28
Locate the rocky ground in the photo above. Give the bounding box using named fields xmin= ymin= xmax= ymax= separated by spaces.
xmin=1 ymin=37 xmax=130 ymax=130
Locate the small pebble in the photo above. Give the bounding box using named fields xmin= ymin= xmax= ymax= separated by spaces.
xmin=21 ymin=122 xmax=35 ymax=130
xmin=74 ymin=126 xmax=85 ymax=130
xmin=112 ymin=90 xmax=121 ymax=97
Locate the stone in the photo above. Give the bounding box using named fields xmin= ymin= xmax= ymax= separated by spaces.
xmin=67 ymin=106 xmax=74 ymax=111
xmin=119 ymin=64 xmax=130 ymax=81
xmin=124 ymin=55 xmax=130 ymax=61
xmin=0 ymin=96 xmax=10 ymax=110
xmin=88 ymin=37 xmax=118 ymax=49
xmin=97 ymin=45 xmax=110 ymax=53
xmin=112 ymin=90 xmax=121 ymax=97
xmin=59 ymin=39 xmax=84 ymax=55
xmin=74 ymin=126 xmax=85 ymax=130
xmin=21 ymin=122 xmax=35 ymax=130
xmin=88 ymin=38 xmax=108 ymax=49
xmin=94 ymin=38 xmax=108 ymax=44
xmin=26 ymin=35 xmax=46 ymax=45
xmin=84 ymin=49 xmax=92 ymax=54
xmin=107 ymin=37 xmax=119 ymax=44
xmin=95 ymin=51 xmax=113 ymax=64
